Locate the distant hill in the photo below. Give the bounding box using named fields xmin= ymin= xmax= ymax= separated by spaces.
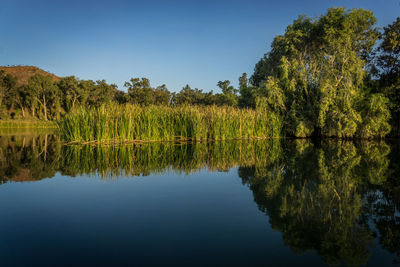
xmin=0 ymin=66 xmax=60 ymax=85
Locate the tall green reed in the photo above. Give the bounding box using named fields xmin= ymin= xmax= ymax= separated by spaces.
xmin=58 ymin=104 xmax=282 ymax=143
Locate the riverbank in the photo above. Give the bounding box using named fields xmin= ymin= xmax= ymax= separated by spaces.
xmin=0 ymin=120 xmax=58 ymax=129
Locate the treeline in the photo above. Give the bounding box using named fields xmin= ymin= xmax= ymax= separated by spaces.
xmin=0 ymin=8 xmax=399 ymax=138
xmin=0 ymin=73 xmax=240 ymax=121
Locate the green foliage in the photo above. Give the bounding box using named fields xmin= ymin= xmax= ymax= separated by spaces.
xmin=125 ymin=77 xmax=171 ymax=106
xmin=358 ymin=94 xmax=391 ymax=138
xmin=172 ymin=84 xmax=216 ymax=106
xmin=250 ymin=8 xmax=389 ymax=138
xmin=87 ymin=80 xmax=117 ymax=107
xmin=58 ymin=104 xmax=282 ymax=143
xmin=27 ymin=74 xmax=59 ymax=121
xmin=0 ymin=71 xmax=19 ymax=118
xmin=238 ymin=73 xmax=258 ymax=108
xmin=58 ymin=76 xmax=89 ymax=112
xmin=374 ymin=17 xmax=400 ymax=136
xmin=216 ymin=80 xmax=238 ymax=106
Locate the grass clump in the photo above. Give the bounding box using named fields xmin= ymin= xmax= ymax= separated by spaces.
xmin=58 ymin=104 xmax=282 ymax=143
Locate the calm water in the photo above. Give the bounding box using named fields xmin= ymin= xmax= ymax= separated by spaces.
xmin=0 ymin=133 xmax=399 ymax=266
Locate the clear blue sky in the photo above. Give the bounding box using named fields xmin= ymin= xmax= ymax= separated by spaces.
xmin=1 ymin=0 xmax=399 ymax=92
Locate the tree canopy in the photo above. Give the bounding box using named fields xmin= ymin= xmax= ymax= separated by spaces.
xmin=250 ymin=7 xmax=391 ymax=138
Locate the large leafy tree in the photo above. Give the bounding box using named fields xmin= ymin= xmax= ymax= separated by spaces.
xmin=124 ymin=78 xmax=171 ymax=106
xmin=171 ymin=84 xmax=215 ymax=106
xmin=216 ymin=80 xmax=238 ymax=106
xmin=0 ymin=71 xmax=9 ymax=111
xmin=250 ymin=8 xmax=389 ymax=138
xmin=86 ymin=80 xmax=117 ymax=107
xmin=27 ymin=74 xmax=59 ymax=120
xmin=153 ymin=84 xmax=171 ymax=106
xmin=125 ymin=78 xmax=154 ymax=105
xmin=57 ymin=76 xmax=89 ymax=112
xmin=0 ymin=71 xmax=18 ymax=117
xmin=238 ymin=73 xmax=259 ymax=108
xmin=375 ymin=17 xmax=400 ymax=135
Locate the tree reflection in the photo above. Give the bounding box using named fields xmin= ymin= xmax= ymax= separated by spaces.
xmin=239 ymin=140 xmax=392 ymax=266
xmin=369 ymin=141 xmax=400 ymax=264
xmin=0 ymin=134 xmax=61 ymax=183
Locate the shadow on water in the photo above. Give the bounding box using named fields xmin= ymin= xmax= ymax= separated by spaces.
xmin=0 ymin=133 xmax=400 ymax=266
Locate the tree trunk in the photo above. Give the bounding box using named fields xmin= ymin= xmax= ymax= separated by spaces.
xmin=43 ymin=95 xmax=47 ymax=121
xmin=72 ymin=95 xmax=77 ymax=111
xmin=18 ymin=102 xmax=25 ymax=118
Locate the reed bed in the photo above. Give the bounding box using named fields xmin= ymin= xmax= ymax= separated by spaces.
xmin=58 ymin=104 xmax=282 ymax=143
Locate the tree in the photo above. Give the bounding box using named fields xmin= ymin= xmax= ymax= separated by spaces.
xmin=171 ymin=84 xmax=215 ymax=106
xmin=27 ymin=74 xmax=59 ymax=120
xmin=358 ymin=94 xmax=391 ymax=138
xmin=216 ymin=80 xmax=238 ymax=106
xmin=250 ymin=8 xmax=386 ymax=138
xmin=125 ymin=78 xmax=154 ymax=106
xmin=238 ymin=73 xmax=258 ymax=108
xmin=57 ymin=76 xmax=87 ymax=112
xmin=78 ymin=80 xmax=95 ymax=106
xmin=0 ymin=71 xmax=18 ymax=117
xmin=154 ymin=84 xmax=171 ymax=105
xmin=87 ymin=80 xmax=117 ymax=107
xmin=114 ymin=90 xmax=128 ymax=104
xmin=0 ymin=71 xmax=8 ymax=111
xmin=124 ymin=78 xmax=171 ymax=106
xmin=375 ymin=17 xmax=400 ymax=135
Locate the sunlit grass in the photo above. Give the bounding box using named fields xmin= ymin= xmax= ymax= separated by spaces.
xmin=58 ymin=104 xmax=282 ymax=143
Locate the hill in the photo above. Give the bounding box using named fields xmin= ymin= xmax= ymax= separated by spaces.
xmin=0 ymin=65 xmax=60 ymax=85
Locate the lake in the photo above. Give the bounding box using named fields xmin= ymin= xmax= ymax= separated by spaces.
xmin=0 ymin=133 xmax=399 ymax=266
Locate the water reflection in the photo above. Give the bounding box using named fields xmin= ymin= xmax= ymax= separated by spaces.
xmin=0 ymin=134 xmax=61 ymax=183
xmin=0 ymin=133 xmax=399 ymax=266
xmin=0 ymin=134 xmax=280 ymax=180
xmin=239 ymin=140 xmax=395 ymax=266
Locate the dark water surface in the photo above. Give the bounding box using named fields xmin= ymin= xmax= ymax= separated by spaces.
xmin=0 ymin=133 xmax=399 ymax=266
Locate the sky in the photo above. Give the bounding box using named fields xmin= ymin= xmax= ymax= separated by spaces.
xmin=1 ymin=0 xmax=399 ymax=93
